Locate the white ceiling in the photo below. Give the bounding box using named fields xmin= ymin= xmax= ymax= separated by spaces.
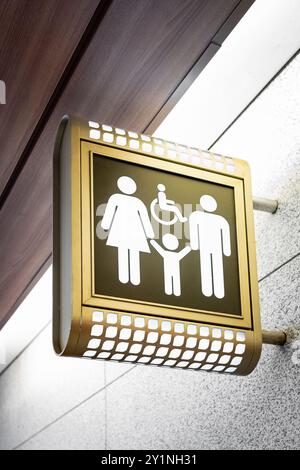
xmin=155 ymin=0 xmax=300 ymax=149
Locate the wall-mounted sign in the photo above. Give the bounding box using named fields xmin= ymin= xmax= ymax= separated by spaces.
xmin=53 ymin=116 xmax=261 ymax=375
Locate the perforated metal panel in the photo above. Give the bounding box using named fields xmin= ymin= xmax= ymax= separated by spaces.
xmin=87 ymin=121 xmax=237 ymax=176
xmin=78 ymin=308 xmax=251 ymax=374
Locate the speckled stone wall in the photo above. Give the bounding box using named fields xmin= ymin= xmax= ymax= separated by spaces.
xmin=0 ymin=52 xmax=299 ymax=451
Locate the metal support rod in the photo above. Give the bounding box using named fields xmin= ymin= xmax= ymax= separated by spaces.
xmin=262 ymin=330 xmax=286 ymax=346
xmin=253 ymin=197 xmax=278 ymax=214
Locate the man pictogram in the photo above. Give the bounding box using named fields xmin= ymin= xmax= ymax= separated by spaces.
xmin=189 ymin=195 xmax=231 ymax=299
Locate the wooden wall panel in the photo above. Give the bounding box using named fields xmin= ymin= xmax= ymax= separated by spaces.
xmin=0 ymin=0 xmax=254 ymax=328
xmin=0 ymin=0 xmax=100 ymax=194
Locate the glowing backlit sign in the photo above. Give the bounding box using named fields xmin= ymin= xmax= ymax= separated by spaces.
xmin=53 ymin=117 xmax=262 ymax=375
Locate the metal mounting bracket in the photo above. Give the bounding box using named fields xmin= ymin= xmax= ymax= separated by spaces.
xmin=253 ymin=197 xmax=284 ymax=345
xmin=262 ymin=330 xmax=286 ymax=346
xmin=253 ymin=197 xmax=278 ymax=214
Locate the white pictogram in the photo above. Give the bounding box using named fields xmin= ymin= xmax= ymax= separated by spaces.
xmin=99 ymin=177 xmax=231 ymax=299
xmin=150 ymin=234 xmax=191 ymax=296
xmin=150 ymin=183 xmax=187 ymax=225
xmin=101 ymin=176 xmax=154 ymax=285
xmin=189 ymin=195 xmax=231 ymax=299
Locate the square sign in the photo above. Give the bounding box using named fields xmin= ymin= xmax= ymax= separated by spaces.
xmin=53 ymin=117 xmax=262 ymax=375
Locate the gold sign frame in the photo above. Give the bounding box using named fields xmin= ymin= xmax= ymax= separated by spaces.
xmin=82 ymin=143 xmax=251 ymax=329
xmin=53 ymin=116 xmax=262 ymax=375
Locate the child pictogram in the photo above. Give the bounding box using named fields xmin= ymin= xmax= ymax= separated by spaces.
xmin=150 ymin=234 xmax=191 ymax=296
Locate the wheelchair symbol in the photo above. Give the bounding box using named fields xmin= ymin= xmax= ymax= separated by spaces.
xmin=150 ymin=184 xmax=187 ymax=226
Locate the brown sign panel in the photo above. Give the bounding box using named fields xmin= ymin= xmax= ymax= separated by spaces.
xmin=92 ymin=154 xmax=241 ymax=316
xmin=53 ymin=116 xmax=262 ymax=375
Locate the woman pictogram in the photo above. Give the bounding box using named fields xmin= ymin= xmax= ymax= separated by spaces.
xmin=101 ymin=176 xmax=154 ymax=285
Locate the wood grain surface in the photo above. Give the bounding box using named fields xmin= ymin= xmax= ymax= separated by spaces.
xmin=0 ymin=0 xmax=100 ymax=194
